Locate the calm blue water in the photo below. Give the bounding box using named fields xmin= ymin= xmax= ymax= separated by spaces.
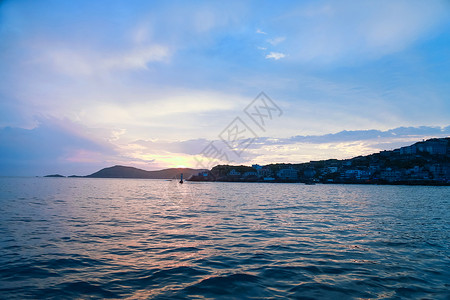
xmin=0 ymin=177 xmax=449 ymax=299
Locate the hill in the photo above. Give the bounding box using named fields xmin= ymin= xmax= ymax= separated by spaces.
xmin=86 ymin=165 xmax=205 ymax=179
xmin=205 ymin=137 xmax=449 ymax=185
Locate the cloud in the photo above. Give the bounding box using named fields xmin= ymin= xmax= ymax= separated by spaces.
xmin=1 ymin=119 xmax=447 ymax=176
xmin=266 ymin=52 xmax=286 ymax=60
xmin=42 ymin=44 xmax=170 ymax=76
xmin=244 ymin=125 xmax=450 ymax=164
xmin=0 ymin=117 xmax=116 ymax=176
xmin=272 ymin=126 xmax=450 ymax=145
xmin=256 ymin=29 xmax=267 ymax=35
xmin=267 ymin=36 xmax=285 ymax=46
xmin=125 ymin=126 xmax=450 ymax=168
xmin=133 ymin=138 xmax=210 ymax=156
xmin=1 ymin=1 xmax=449 ymax=175
xmin=274 ymin=0 xmax=450 ymax=63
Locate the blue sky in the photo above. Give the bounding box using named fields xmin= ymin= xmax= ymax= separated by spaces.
xmin=1 ymin=0 xmax=450 ymax=176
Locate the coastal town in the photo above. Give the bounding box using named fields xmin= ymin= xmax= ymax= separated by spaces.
xmin=188 ymin=137 xmax=450 ymax=185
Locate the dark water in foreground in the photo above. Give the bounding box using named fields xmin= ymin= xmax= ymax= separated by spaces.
xmin=0 ymin=178 xmax=449 ymax=299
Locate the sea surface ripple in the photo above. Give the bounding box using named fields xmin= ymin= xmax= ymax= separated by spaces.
xmin=0 ymin=178 xmax=449 ymax=299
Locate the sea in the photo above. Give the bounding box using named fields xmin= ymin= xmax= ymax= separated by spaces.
xmin=0 ymin=177 xmax=449 ymax=299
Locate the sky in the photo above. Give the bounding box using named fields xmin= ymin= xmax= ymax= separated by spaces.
xmin=1 ymin=0 xmax=450 ymax=176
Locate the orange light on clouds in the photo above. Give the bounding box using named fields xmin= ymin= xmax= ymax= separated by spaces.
xmin=130 ymin=152 xmax=197 ymax=169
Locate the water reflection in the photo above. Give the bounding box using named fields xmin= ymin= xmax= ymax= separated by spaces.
xmin=0 ymin=178 xmax=449 ymax=299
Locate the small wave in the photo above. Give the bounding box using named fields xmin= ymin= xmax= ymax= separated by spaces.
xmin=288 ymin=282 xmax=375 ymax=299
xmin=181 ymin=273 xmax=261 ymax=297
xmin=34 ymin=281 xmax=119 ymax=299
xmin=0 ymin=265 xmax=60 ymax=281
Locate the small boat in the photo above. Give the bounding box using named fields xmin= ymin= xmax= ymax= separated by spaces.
xmin=179 ymin=173 xmax=184 ymax=184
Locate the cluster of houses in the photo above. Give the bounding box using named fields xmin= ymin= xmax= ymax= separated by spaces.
xmin=228 ymin=165 xmax=296 ymax=181
xmin=319 ymin=163 xmax=449 ymax=183
xmin=189 ymin=138 xmax=450 ymax=185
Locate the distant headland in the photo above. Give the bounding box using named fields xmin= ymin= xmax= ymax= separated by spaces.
xmin=44 ymin=166 xmax=206 ymax=180
xmin=43 ymin=174 xmax=65 ymax=178
xmin=45 ymin=137 xmax=449 ymax=185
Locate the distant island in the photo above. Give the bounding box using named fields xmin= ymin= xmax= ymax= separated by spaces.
xmin=45 ymin=137 xmax=449 ymax=186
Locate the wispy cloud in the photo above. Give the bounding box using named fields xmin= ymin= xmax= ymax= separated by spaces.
xmin=266 ymin=52 xmax=286 ymax=60
xmin=267 ymin=36 xmax=286 ymax=46
xmin=256 ymin=29 xmax=267 ymax=35
xmin=42 ymin=44 xmax=170 ymax=76
xmin=266 ymin=126 xmax=450 ymax=146
xmin=274 ymin=0 xmax=450 ymax=63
